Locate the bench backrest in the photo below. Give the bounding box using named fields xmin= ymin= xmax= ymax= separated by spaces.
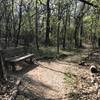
xmin=2 ymin=46 xmax=27 ymax=58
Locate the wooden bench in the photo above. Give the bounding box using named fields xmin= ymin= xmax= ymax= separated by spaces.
xmin=2 ymin=46 xmax=34 ymax=72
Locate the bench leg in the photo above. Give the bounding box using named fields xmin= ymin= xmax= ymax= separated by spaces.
xmin=11 ymin=63 xmax=16 ymax=72
xmin=30 ymin=58 xmax=33 ymax=64
xmin=5 ymin=62 xmax=12 ymax=72
xmin=25 ymin=59 xmax=28 ymax=63
xmin=5 ymin=62 xmax=9 ymax=72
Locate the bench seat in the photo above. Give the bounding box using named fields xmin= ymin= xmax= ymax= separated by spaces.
xmin=5 ymin=53 xmax=34 ymax=63
xmin=3 ymin=46 xmax=35 ymax=72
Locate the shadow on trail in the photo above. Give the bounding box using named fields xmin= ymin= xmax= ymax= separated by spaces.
xmin=38 ymin=62 xmax=66 ymax=75
xmin=15 ymin=62 xmax=39 ymax=75
xmin=17 ymin=75 xmax=64 ymax=100
xmin=12 ymin=59 xmax=67 ymax=100
xmin=23 ymin=75 xmax=58 ymax=92
xmin=13 ymin=62 xmax=65 ymax=99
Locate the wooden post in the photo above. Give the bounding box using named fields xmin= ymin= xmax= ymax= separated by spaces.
xmin=0 ymin=50 xmax=3 ymax=78
xmin=0 ymin=50 xmax=7 ymax=80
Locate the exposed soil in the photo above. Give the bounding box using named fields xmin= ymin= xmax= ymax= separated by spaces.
xmin=1 ymin=48 xmax=100 ymax=100
xmin=16 ymin=60 xmax=67 ymax=100
xmin=15 ymin=48 xmax=100 ymax=100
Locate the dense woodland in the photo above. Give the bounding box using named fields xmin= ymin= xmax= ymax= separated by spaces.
xmin=0 ymin=0 xmax=100 ymax=79
xmin=0 ymin=0 xmax=100 ymax=50
xmin=0 ymin=0 xmax=100 ymax=99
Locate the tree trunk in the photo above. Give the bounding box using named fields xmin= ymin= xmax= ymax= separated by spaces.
xmin=79 ymin=17 xmax=83 ymax=48
xmin=74 ymin=3 xmax=85 ymax=48
xmin=45 ymin=0 xmax=50 ymax=46
xmin=11 ymin=0 xmax=16 ymax=44
xmin=90 ymin=17 xmax=93 ymax=44
xmin=35 ymin=0 xmax=39 ymax=50
xmin=15 ymin=0 xmax=23 ymax=47
xmin=57 ymin=22 xmax=60 ymax=54
xmin=62 ymin=9 xmax=68 ymax=49
xmin=5 ymin=16 xmax=10 ymax=48
xmin=57 ymin=2 xmax=61 ymax=54
xmin=74 ymin=18 xmax=80 ymax=48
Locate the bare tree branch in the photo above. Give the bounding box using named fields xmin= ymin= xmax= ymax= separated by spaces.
xmin=78 ymin=0 xmax=98 ymax=8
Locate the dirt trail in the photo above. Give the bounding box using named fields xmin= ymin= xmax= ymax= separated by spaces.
xmin=18 ymin=59 xmax=90 ymax=100
xmin=24 ymin=61 xmax=67 ymax=100
xmin=15 ymin=48 xmax=100 ymax=100
xmin=15 ymin=47 xmax=100 ymax=100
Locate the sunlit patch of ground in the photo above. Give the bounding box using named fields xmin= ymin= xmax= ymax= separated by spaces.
xmin=15 ymin=48 xmax=100 ymax=100
xmin=15 ymin=60 xmax=90 ymax=100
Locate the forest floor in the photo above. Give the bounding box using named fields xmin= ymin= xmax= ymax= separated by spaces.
xmin=16 ymin=61 xmax=92 ymax=100
xmin=14 ymin=47 xmax=100 ymax=100
xmin=0 ymin=46 xmax=100 ymax=100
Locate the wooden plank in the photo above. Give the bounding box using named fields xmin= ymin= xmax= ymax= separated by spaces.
xmin=9 ymin=53 xmax=34 ymax=62
xmin=3 ymin=47 xmax=35 ymax=72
